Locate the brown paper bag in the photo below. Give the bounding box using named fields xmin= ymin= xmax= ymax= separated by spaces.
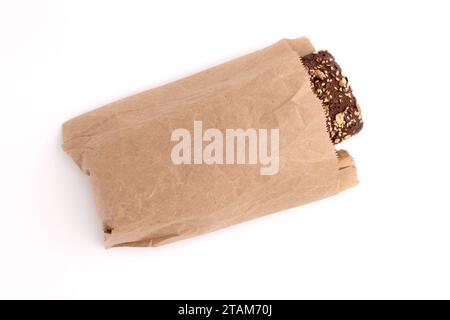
xmin=62 ymin=37 xmax=358 ymax=248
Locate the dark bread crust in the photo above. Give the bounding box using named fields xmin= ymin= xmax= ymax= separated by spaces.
xmin=301 ymin=51 xmax=363 ymax=144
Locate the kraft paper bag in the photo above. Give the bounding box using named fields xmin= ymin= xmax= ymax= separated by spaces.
xmin=62 ymin=37 xmax=358 ymax=248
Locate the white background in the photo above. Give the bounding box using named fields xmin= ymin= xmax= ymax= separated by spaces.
xmin=1 ymin=0 xmax=449 ymax=299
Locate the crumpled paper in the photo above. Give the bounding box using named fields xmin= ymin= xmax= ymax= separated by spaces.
xmin=62 ymin=37 xmax=358 ymax=247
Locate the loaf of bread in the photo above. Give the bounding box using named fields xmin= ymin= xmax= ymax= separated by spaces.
xmin=301 ymin=51 xmax=363 ymax=144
